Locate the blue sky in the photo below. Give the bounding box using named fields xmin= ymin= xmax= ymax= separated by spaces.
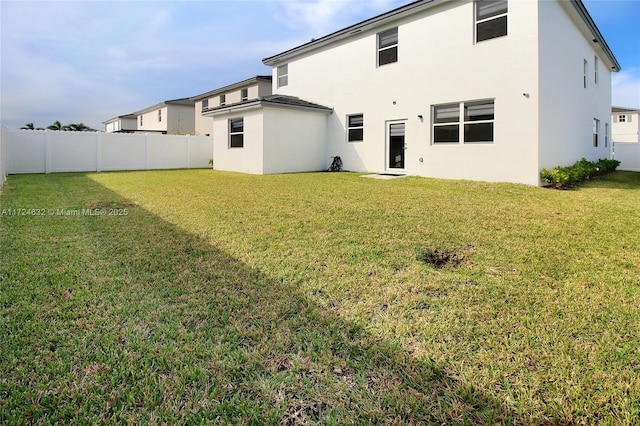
xmin=1 ymin=0 xmax=638 ymax=130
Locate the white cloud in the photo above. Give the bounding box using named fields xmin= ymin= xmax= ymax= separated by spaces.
xmin=612 ymin=68 xmax=640 ymax=109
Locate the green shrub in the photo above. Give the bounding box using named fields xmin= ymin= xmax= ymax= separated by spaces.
xmin=540 ymin=158 xmax=620 ymax=189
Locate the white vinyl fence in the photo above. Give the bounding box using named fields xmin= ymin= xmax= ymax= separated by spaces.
xmin=613 ymin=142 xmax=640 ymax=172
xmin=0 ymin=127 xmax=7 ymax=187
xmin=1 ymin=127 xmax=212 ymax=181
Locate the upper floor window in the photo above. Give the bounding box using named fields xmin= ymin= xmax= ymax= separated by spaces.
xmin=583 ymin=59 xmax=588 ymax=88
xmin=594 ymin=56 xmax=599 ymax=85
xmin=618 ymin=114 xmax=627 ymax=123
xmin=220 ymin=94 xmax=226 ymax=106
xmin=241 ymin=88 xmax=249 ymax=101
xmin=593 ymin=118 xmax=599 ymax=147
xmin=278 ymin=64 xmax=288 ymax=88
xmin=475 ymin=0 xmax=507 ymax=43
xmin=378 ymin=27 xmax=398 ymax=66
xmin=202 ymin=99 xmax=209 ymax=111
xmin=347 ymin=114 xmax=364 ymax=142
xmin=229 ymin=118 xmax=244 ymax=148
xmin=158 ymin=109 xmax=162 ymax=122
xmin=433 ymin=100 xmax=495 ymax=144
xmin=140 ymin=116 xmax=143 ymax=126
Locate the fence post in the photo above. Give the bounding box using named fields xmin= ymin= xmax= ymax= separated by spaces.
xmin=45 ymin=130 xmax=52 ymax=174
xmin=145 ymin=133 xmax=150 ymax=170
xmin=186 ymin=134 xmax=191 ymax=168
xmin=96 ymin=132 xmax=102 ymax=172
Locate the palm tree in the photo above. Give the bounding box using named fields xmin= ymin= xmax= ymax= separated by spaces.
xmin=47 ymin=120 xmax=63 ymax=131
xmin=20 ymin=122 xmax=35 ymax=130
xmin=65 ymin=123 xmax=90 ymax=132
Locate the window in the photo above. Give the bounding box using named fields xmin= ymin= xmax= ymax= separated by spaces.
xmin=583 ymin=59 xmax=588 ymax=88
xmin=229 ymin=118 xmax=244 ymax=148
xmin=378 ymin=28 xmax=398 ymax=66
xmin=241 ymin=88 xmax=249 ymax=101
xmin=605 ymin=123 xmax=609 ymax=148
xmin=433 ymin=104 xmax=460 ymax=143
xmin=220 ymin=94 xmax=226 ymax=106
xmin=347 ymin=114 xmax=364 ymax=142
xmin=278 ymin=64 xmax=288 ymax=88
xmin=594 ymin=56 xmax=599 ymax=85
xmin=140 ymin=116 xmax=143 ymax=126
xmin=433 ymin=100 xmax=495 ymax=144
xmin=158 ymin=109 xmax=162 ymax=122
xmin=464 ymin=100 xmax=495 ymax=142
xmin=202 ymin=99 xmax=209 ymax=111
xmin=618 ymin=114 xmax=627 ymax=123
xmin=475 ymin=0 xmax=507 ymax=43
xmin=593 ymin=118 xmax=599 ymax=147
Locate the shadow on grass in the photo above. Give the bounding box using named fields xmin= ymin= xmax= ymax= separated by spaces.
xmin=1 ymin=173 xmax=531 ymax=424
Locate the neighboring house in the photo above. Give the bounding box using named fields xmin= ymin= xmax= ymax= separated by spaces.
xmin=208 ymin=0 xmax=620 ymax=185
xmin=612 ymin=106 xmax=640 ymax=143
xmin=134 ymin=98 xmax=196 ymax=135
xmin=103 ymin=114 xmax=137 ymax=133
xmin=191 ymin=76 xmax=272 ymax=136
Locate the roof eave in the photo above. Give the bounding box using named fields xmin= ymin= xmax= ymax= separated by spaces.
xmin=569 ymin=0 xmax=621 ymax=72
xmin=191 ymin=76 xmax=273 ymax=101
xmin=262 ymin=0 xmax=438 ymax=66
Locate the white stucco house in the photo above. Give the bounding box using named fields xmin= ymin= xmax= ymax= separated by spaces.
xmin=103 ymin=114 xmax=137 ymax=133
xmin=191 ymin=76 xmax=273 ymax=137
xmin=204 ymin=0 xmax=620 ymax=185
xmin=134 ymin=98 xmax=196 ymax=135
xmin=612 ymin=106 xmax=640 ymax=143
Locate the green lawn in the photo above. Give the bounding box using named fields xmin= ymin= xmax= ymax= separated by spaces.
xmin=1 ymin=170 xmax=639 ymax=424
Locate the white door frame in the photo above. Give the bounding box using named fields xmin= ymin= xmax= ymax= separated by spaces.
xmin=385 ymin=119 xmax=407 ymax=173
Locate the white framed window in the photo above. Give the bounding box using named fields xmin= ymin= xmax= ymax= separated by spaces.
xmin=158 ymin=109 xmax=162 ymax=122
xmin=583 ymin=59 xmax=588 ymax=88
xmin=278 ymin=64 xmax=288 ymax=88
xmin=618 ymin=114 xmax=627 ymax=123
xmin=229 ymin=118 xmax=244 ymax=148
xmin=475 ymin=0 xmax=507 ymax=43
xmin=140 ymin=116 xmax=143 ymax=126
xmin=377 ymin=27 xmax=398 ymax=66
xmin=433 ymin=100 xmax=495 ymax=144
xmin=220 ymin=94 xmax=226 ymax=106
xmin=241 ymin=88 xmax=249 ymax=101
xmin=593 ymin=118 xmax=599 ymax=147
xmin=605 ymin=123 xmax=609 ymax=148
xmin=347 ymin=114 xmax=364 ymax=142
xmin=202 ymin=99 xmax=209 ymax=111
xmin=594 ymin=56 xmax=599 ymax=85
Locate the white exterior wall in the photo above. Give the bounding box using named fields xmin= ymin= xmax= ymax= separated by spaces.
xmin=195 ymin=82 xmax=273 ymax=136
xmin=271 ymin=0 xmax=541 ymax=185
xmin=138 ymin=106 xmax=168 ymax=133
xmin=166 ymin=105 xmax=195 ymax=135
xmin=212 ymin=109 xmax=265 ymax=174
xmin=538 ymin=0 xmax=613 ymax=172
xmin=262 ymin=107 xmax=329 ymax=174
xmin=194 ymin=101 xmax=214 ymax=136
xmin=104 ymin=117 xmax=137 ymax=133
xmin=612 ymin=111 xmax=640 ymax=142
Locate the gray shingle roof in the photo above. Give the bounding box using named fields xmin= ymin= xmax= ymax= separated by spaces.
xmin=202 ymin=94 xmax=332 ymax=115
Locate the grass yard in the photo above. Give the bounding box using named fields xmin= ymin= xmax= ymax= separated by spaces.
xmin=1 ymin=170 xmax=639 ymax=424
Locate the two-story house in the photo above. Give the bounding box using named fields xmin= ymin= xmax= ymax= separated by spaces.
xmin=206 ymin=0 xmax=620 ymax=185
xmin=191 ymin=76 xmax=272 ymax=136
xmin=612 ymin=106 xmax=640 ymax=143
xmin=103 ymin=114 xmax=137 ymax=133
xmin=134 ymin=98 xmax=196 ymax=135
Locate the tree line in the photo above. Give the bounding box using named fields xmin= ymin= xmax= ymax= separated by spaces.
xmin=20 ymin=121 xmax=95 ymax=132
